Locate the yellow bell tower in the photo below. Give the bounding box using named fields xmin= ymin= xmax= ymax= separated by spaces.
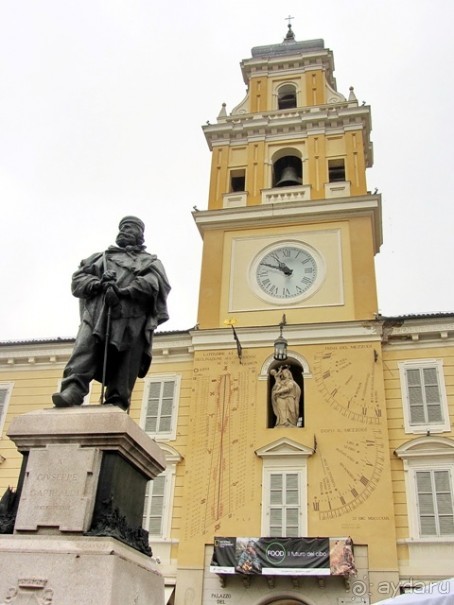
xmin=195 ymin=24 xmax=381 ymax=330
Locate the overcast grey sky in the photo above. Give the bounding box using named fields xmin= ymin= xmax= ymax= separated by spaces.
xmin=1 ymin=0 xmax=453 ymax=341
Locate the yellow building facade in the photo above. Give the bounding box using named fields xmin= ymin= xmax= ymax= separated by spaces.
xmin=1 ymin=28 xmax=454 ymax=605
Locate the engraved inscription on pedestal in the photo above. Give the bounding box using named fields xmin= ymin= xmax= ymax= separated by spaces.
xmin=14 ymin=445 xmax=102 ymax=533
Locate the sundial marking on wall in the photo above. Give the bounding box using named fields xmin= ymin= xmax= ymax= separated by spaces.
xmin=311 ymin=343 xmax=386 ymax=520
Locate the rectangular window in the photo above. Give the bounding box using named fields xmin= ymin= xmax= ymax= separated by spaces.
xmin=230 ymin=169 xmax=246 ymax=193
xmin=0 ymin=384 xmax=13 ymax=436
xmin=400 ymin=361 xmax=449 ymax=433
xmin=406 ymin=367 xmax=442 ymax=424
xmin=328 ymin=159 xmax=346 ymax=182
xmin=141 ymin=376 xmax=180 ymax=439
xmin=143 ymin=474 xmax=167 ymax=538
xmin=416 ymin=469 xmax=454 ymax=536
xmin=268 ymin=471 xmax=301 ymax=537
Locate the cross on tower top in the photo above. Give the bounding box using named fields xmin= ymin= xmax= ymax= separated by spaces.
xmin=284 ymin=15 xmax=295 ymax=41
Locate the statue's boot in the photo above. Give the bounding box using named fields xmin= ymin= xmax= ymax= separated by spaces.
xmin=103 ymin=396 xmax=129 ymax=412
xmin=52 ymin=385 xmax=84 ymax=407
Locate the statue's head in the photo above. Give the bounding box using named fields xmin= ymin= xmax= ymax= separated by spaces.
xmin=116 ymin=216 xmax=145 ymax=247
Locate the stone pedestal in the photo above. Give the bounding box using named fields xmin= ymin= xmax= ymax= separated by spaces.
xmin=0 ymin=406 xmax=165 ymax=605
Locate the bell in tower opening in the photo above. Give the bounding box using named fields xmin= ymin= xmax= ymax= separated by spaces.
xmin=273 ymin=155 xmax=302 ymax=187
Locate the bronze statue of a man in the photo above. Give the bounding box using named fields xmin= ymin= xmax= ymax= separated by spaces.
xmin=52 ymin=216 xmax=170 ymax=411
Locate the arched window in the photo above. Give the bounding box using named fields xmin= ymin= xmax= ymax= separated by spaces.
xmin=277 ymin=84 xmax=297 ymax=110
xmin=267 ymin=360 xmax=304 ymax=428
xmin=273 ymin=155 xmax=302 ymax=188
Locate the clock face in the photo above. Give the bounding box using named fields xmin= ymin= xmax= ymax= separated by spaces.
xmin=254 ymin=244 xmax=320 ymax=301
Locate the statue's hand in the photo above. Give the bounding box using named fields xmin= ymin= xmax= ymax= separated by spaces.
xmin=101 ymin=270 xmax=117 ymax=284
xmin=85 ymin=279 xmax=102 ymax=297
xmin=105 ymin=286 xmax=120 ymax=308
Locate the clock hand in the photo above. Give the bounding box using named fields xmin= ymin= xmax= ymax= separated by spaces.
xmin=269 ymin=254 xmax=293 ymax=276
xmin=260 ymin=262 xmax=293 ymax=276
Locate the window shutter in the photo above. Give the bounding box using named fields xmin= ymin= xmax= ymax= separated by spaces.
xmin=407 ymin=369 xmax=425 ymax=423
xmin=406 ymin=367 xmax=442 ymax=425
xmin=159 ymin=381 xmax=175 ymax=432
xmin=434 ymin=471 xmax=454 ymax=535
xmin=143 ymin=475 xmax=166 ymax=537
xmin=269 ymin=473 xmax=283 ymax=534
xmin=269 ymin=472 xmax=300 ymax=536
xmin=416 ymin=471 xmax=436 ymax=535
xmin=416 ymin=470 xmax=454 ymax=536
xmin=285 ymin=473 xmax=300 ymax=537
xmin=144 ymin=380 xmax=175 ymax=434
xmin=423 ymin=368 xmax=443 ymax=423
xmin=0 ymin=387 xmax=9 ymax=425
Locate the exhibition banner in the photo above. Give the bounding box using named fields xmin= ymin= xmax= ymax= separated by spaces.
xmin=210 ymin=536 xmax=356 ymax=576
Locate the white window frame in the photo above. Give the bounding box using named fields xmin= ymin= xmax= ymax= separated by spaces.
xmin=395 ymin=436 xmax=454 ymax=541
xmin=263 ymin=465 xmax=305 ymax=537
xmin=256 ymin=438 xmax=314 ymax=537
xmin=140 ymin=374 xmax=181 ymax=441
xmin=0 ymin=383 xmax=13 ymax=437
xmin=143 ymin=471 xmax=171 ymax=539
xmin=399 ymin=360 xmax=450 ymax=434
xmin=142 ymin=444 xmax=181 ymax=541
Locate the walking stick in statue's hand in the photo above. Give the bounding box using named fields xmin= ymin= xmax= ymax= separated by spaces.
xmin=100 ymin=282 xmax=121 ymax=403
xmin=100 ymin=302 xmax=112 ymax=405
xmin=100 ymin=252 xmax=117 ymax=405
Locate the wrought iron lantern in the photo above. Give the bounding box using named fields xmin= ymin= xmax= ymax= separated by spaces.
xmin=273 ymin=315 xmax=288 ymax=361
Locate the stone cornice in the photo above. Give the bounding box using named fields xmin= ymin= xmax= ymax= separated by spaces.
xmin=2 ymin=315 xmax=454 ymax=369
xmin=381 ymin=316 xmax=454 ymax=347
xmin=193 ymin=194 xmax=383 ymax=253
xmin=189 ymin=321 xmax=382 ymax=353
xmin=203 ymin=103 xmax=371 ymax=153
xmin=240 ymin=45 xmax=335 ymax=88
xmin=0 ymin=332 xmax=194 ymax=369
